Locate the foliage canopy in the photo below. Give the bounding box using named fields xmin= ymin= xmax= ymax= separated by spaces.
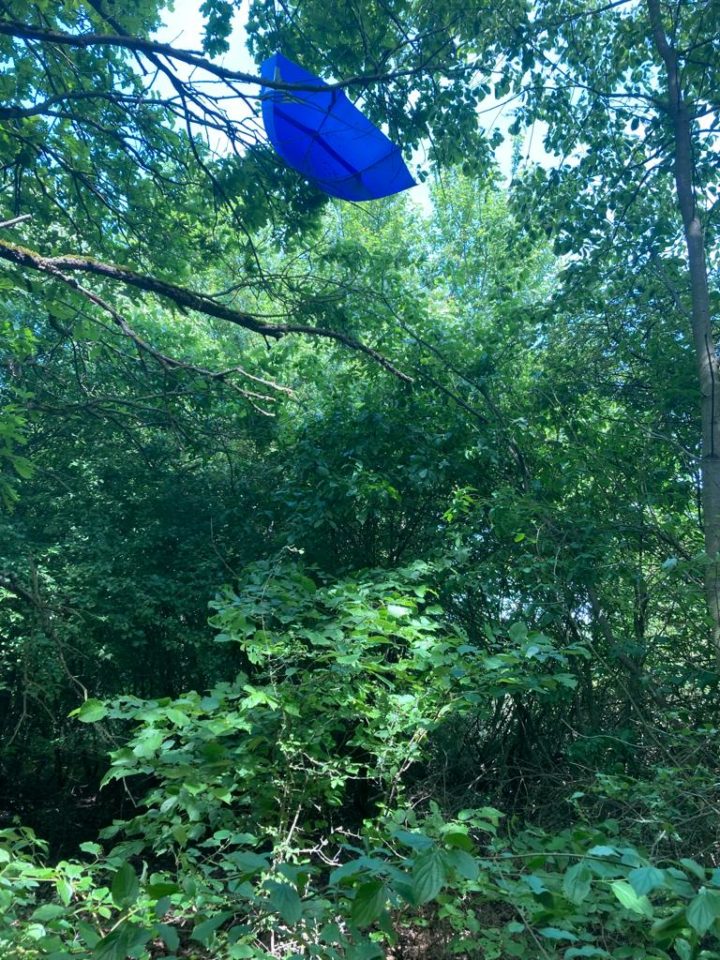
xmin=1 ymin=1 xmax=719 ymax=959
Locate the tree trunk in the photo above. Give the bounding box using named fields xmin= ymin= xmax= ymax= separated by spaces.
xmin=647 ymin=0 xmax=720 ymax=662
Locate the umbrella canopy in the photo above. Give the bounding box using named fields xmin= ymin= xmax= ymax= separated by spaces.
xmin=260 ymin=53 xmax=415 ymax=202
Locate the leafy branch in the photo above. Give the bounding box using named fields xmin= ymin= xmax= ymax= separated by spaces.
xmin=0 ymin=239 xmax=412 ymax=387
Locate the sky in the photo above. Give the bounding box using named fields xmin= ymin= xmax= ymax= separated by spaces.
xmin=157 ymin=0 xmax=255 ymax=73
xmin=155 ymin=0 xmax=551 ymax=201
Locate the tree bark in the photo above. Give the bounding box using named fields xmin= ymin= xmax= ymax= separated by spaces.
xmin=647 ymin=0 xmax=720 ymax=661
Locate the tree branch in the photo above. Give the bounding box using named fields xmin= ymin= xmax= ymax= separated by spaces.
xmin=0 ymin=239 xmax=413 ymax=383
xmin=0 ymin=19 xmax=425 ymax=94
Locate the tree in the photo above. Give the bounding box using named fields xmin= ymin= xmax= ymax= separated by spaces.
xmin=0 ymin=0 xmax=415 ymax=407
xmin=2 ymin=5 xmax=720 ymax=956
xmin=646 ymin=0 xmax=720 ymax=655
xmin=505 ymin=0 xmax=720 ymax=658
xmin=242 ymin=0 xmax=720 ymax=657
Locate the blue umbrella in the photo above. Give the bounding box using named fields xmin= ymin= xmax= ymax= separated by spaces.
xmin=260 ymin=53 xmax=415 ymax=201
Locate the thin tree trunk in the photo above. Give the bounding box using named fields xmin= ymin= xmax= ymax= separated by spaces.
xmin=647 ymin=0 xmax=720 ymax=662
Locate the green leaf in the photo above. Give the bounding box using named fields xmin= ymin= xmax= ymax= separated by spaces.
xmin=680 ymin=858 xmax=706 ymax=881
xmin=77 ymin=921 xmax=101 ymax=948
xmin=94 ymin=923 xmax=150 ymax=960
xmin=156 ymin=923 xmax=179 ymax=952
xmin=79 ymin=842 xmax=103 ymax=856
xmin=392 ymin=829 xmax=434 ymax=850
xmin=442 ymin=829 xmax=474 ymax=852
xmin=673 ymin=940 xmax=692 ymax=960
xmin=387 ymin=603 xmax=412 ymax=617
xmin=76 ymin=699 xmax=107 ymax=723
xmin=24 ymin=923 xmax=45 ymax=941
xmin=563 ymin=862 xmax=592 ymax=903
xmin=686 ymin=888 xmax=720 ymax=935
xmin=564 ymin=948 xmax=610 ymax=958
xmin=351 ymin=880 xmax=387 ymax=927
xmin=32 ymin=904 xmax=66 ymax=922
xmin=11 ymin=456 xmax=33 ymax=479
xmin=226 ymin=851 xmax=270 ymax=874
xmin=412 ymin=849 xmax=446 ymax=904
xmin=445 ymin=848 xmax=480 ymax=881
xmin=147 ymin=881 xmax=180 ymax=898
xmin=649 ymin=907 xmax=687 ymax=940
xmin=319 ymin=922 xmax=343 ymax=944
xmin=330 ymin=857 xmax=377 ymax=886
xmin=191 ymin=912 xmax=233 ymax=945
xmin=539 ymin=927 xmax=578 ymax=942
xmin=524 ymin=874 xmax=548 ymax=895
xmin=56 ymin=878 xmax=73 ymax=906
xmin=587 ymin=845 xmax=616 ymax=857
xmin=611 ymin=880 xmax=653 ymax=917
xmin=266 ymin=880 xmax=302 ymax=925
xmin=628 ymin=866 xmax=665 ymax=896
xmin=111 ymin=862 xmax=139 ymax=909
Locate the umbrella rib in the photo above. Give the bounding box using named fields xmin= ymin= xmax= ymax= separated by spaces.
xmin=274 ymin=105 xmax=360 ymax=179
